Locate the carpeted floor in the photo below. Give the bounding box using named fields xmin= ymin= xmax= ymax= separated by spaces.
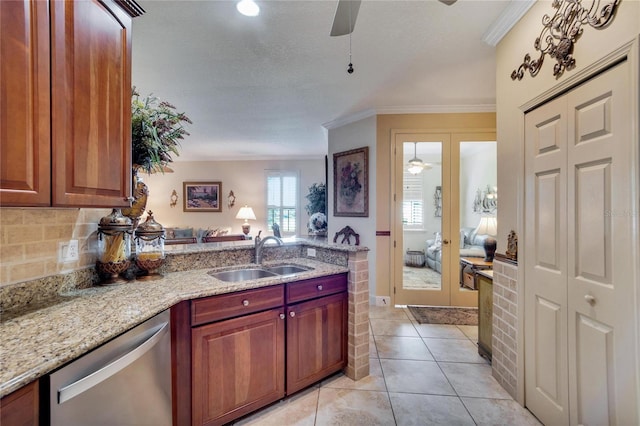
xmin=402 ymin=266 xmax=441 ymax=290
xmin=408 ymin=305 xmax=478 ymax=325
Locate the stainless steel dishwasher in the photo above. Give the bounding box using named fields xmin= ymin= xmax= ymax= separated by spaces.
xmin=49 ymin=309 xmax=172 ymax=426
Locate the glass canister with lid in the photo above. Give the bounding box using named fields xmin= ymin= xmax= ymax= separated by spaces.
xmin=134 ymin=210 xmax=165 ymax=280
xmin=97 ymin=209 xmax=133 ymax=284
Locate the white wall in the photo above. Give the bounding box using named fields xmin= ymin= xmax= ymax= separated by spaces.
xmin=327 ymin=116 xmax=377 ymax=295
xmin=140 ymin=159 xmax=325 ymax=237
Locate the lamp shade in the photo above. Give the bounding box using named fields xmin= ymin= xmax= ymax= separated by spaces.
xmin=235 ymin=206 xmax=256 ymax=221
xmin=475 ymin=216 xmax=497 ymax=236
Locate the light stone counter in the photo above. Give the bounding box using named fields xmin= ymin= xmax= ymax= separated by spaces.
xmin=0 ymin=257 xmax=348 ymax=398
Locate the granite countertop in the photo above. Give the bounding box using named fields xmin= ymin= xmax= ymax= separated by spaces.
xmin=0 ymin=257 xmax=348 ymax=398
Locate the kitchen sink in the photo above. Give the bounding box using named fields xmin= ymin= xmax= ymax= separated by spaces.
xmin=209 ymin=268 xmax=278 ymax=282
xmin=208 ymin=264 xmax=314 ymax=282
xmin=264 ymin=265 xmax=313 ymax=275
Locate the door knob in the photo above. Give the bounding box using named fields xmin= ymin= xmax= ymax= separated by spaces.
xmin=584 ymin=295 xmax=596 ymax=305
xmin=442 ymin=239 xmax=449 ymax=245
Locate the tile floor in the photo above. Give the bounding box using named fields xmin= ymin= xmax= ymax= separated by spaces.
xmin=234 ymin=305 xmax=541 ymax=426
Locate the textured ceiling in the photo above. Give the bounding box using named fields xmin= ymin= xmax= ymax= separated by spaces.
xmin=131 ymin=0 xmax=510 ymax=161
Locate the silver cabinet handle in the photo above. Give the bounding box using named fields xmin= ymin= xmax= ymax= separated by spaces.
xmin=317 ymin=285 xmax=323 ymax=291
xmin=584 ymin=295 xmax=596 ymax=305
xmin=289 ymin=311 xmax=296 ymax=318
xmin=58 ymin=322 xmax=168 ymax=404
xmin=279 ymin=313 xmax=285 ymax=320
xmin=242 ymin=300 xmax=249 ymax=306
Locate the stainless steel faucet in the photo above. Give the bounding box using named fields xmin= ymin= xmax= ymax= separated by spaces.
xmin=254 ymin=232 xmax=283 ymax=264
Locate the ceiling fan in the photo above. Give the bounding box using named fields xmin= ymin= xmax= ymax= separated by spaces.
xmin=407 ymin=142 xmax=434 ymax=175
xmin=330 ymin=0 xmax=457 ymax=36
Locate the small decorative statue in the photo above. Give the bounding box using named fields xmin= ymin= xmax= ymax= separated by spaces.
xmin=506 ymin=230 xmax=518 ymax=261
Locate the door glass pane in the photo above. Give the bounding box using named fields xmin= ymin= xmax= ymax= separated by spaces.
xmin=402 ymin=142 xmax=442 ymax=291
xmin=459 ymin=141 xmax=497 ymax=291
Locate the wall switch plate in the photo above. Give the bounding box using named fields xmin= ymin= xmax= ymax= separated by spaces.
xmin=376 ymin=296 xmax=391 ymax=306
xmin=307 ymin=248 xmax=316 ymax=257
xmin=59 ymin=240 xmax=79 ymax=263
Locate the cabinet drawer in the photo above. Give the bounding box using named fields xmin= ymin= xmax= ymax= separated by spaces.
xmin=286 ymin=273 xmax=347 ymax=304
xmin=192 ymin=285 xmax=284 ymax=326
xmin=463 ymin=271 xmax=475 ymax=290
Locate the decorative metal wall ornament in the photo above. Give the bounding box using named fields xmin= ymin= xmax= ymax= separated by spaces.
xmin=511 ymin=0 xmax=620 ymax=80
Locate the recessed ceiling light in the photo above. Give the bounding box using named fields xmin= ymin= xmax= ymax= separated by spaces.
xmin=237 ymin=0 xmax=259 ymax=17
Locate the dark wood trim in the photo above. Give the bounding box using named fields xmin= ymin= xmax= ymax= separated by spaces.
xmin=376 ymin=231 xmax=391 ymax=236
xmin=171 ymin=301 xmax=191 ymax=426
xmin=494 ymin=253 xmax=518 ymax=266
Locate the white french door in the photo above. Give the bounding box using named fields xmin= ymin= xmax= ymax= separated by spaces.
xmin=524 ymin=61 xmax=638 ymax=425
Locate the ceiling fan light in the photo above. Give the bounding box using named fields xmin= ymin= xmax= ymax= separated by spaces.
xmin=408 ymin=158 xmax=424 ymax=175
xmin=237 ymin=0 xmax=259 ymax=17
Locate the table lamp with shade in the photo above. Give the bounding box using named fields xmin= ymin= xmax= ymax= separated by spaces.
xmin=475 ymin=216 xmax=498 ymax=261
xmin=236 ymin=206 xmax=256 ymax=236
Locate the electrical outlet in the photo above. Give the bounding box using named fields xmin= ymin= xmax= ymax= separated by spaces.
xmin=307 ymin=248 xmax=316 ymax=257
xmin=59 ymin=240 xmax=79 ymax=263
xmin=376 ymin=296 xmax=391 ymax=306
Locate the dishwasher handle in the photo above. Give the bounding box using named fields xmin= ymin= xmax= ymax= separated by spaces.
xmin=57 ymin=321 xmax=169 ymax=404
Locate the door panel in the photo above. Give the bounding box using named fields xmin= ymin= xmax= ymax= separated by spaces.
xmin=525 ymin=95 xmax=569 ymax=426
xmin=395 ymin=134 xmax=451 ymax=306
xmin=566 ymin=63 xmax=637 ymax=426
xmin=526 ymin=61 xmax=638 ymax=426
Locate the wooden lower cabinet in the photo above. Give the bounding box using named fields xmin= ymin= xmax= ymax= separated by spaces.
xmin=0 ymin=379 xmax=39 ymax=426
xmin=286 ymin=292 xmax=348 ymax=394
xmin=185 ymin=273 xmax=349 ymax=425
xmin=192 ymin=309 xmax=285 ymax=426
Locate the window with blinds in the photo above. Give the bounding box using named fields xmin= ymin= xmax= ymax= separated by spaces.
xmin=266 ymin=171 xmax=298 ymax=235
xmin=403 ymin=172 xmax=424 ymax=229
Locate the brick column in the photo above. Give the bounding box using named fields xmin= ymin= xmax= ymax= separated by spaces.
xmin=345 ymin=250 xmax=370 ymax=380
xmin=492 ymin=259 xmax=519 ymax=399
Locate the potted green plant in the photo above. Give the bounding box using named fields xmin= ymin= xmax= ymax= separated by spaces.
xmin=131 ymin=87 xmax=192 ymax=174
xmin=123 ymin=88 xmax=192 ymax=225
xmin=305 ymin=183 xmax=327 ymax=236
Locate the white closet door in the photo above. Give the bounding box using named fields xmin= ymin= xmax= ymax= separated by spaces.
xmin=525 ymin=60 xmax=638 ymax=426
xmin=524 ymin=95 xmax=570 ymax=426
xmin=566 ymin=63 xmax=638 ymax=426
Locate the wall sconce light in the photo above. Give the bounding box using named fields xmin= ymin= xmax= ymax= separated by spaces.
xmin=235 ymin=205 xmax=256 ymax=236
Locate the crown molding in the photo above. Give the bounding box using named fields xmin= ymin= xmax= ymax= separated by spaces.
xmin=375 ymin=104 xmax=496 ymax=114
xmin=482 ymin=0 xmax=536 ymax=47
xmin=322 ymin=108 xmax=376 ymax=130
xmin=322 ymin=104 xmax=496 ymax=130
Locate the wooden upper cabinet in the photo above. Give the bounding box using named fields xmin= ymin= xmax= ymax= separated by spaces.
xmin=51 ymin=0 xmax=133 ymax=207
xmin=0 ymin=0 xmax=143 ymax=208
xmin=0 ymin=0 xmax=51 ymax=206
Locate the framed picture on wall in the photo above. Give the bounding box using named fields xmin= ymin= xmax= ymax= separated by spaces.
xmin=183 ymin=181 xmax=222 ymax=212
xmin=333 ymin=147 xmax=368 ymax=217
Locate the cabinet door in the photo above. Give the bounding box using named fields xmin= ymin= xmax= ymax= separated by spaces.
xmin=287 ymin=292 xmax=347 ymax=394
xmin=50 ymin=0 xmax=131 ymax=207
xmin=0 ymin=380 xmax=39 ymax=426
xmin=192 ymin=309 xmax=285 ymax=426
xmin=0 ymin=0 xmax=50 ymax=206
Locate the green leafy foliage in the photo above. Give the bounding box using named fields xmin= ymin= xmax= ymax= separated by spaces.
xmin=305 ymin=182 xmax=327 ymax=216
xmin=131 ymin=87 xmax=192 ymax=174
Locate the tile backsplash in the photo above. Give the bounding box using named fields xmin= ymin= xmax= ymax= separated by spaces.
xmin=0 ymin=208 xmax=110 ymax=287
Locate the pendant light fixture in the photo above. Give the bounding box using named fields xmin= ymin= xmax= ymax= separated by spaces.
xmin=347 ymin=2 xmax=354 ymax=74
xmin=407 ymin=142 xmax=431 ymax=175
